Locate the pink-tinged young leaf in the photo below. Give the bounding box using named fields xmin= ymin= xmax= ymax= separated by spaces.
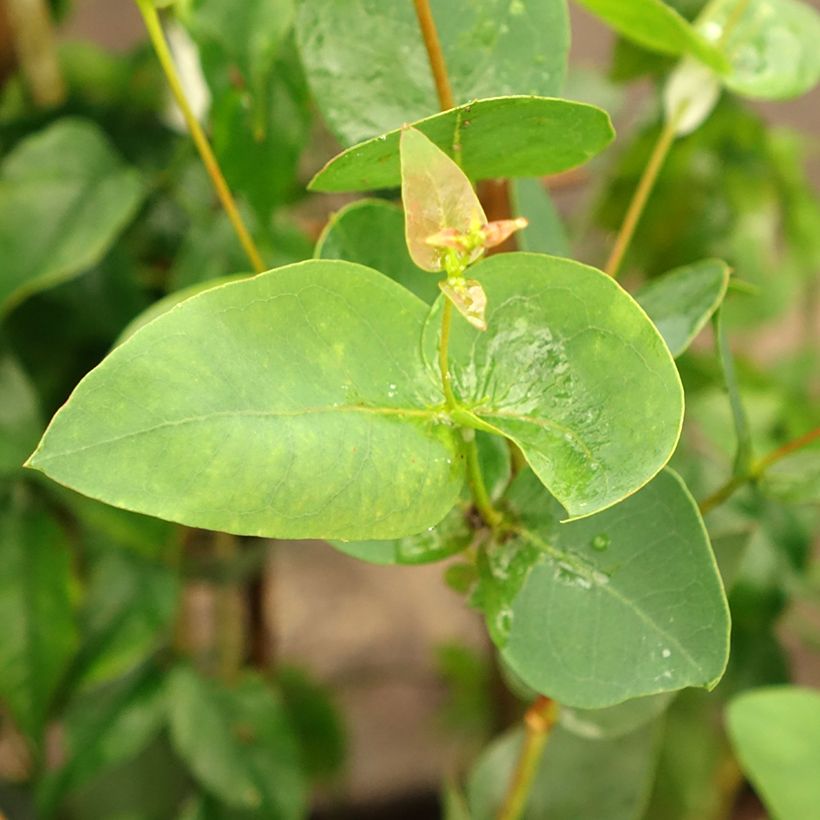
xmin=400 ymin=127 xmax=486 ymax=272
xmin=481 ymin=217 xmax=529 ymax=249
xmin=440 ymin=278 xmax=487 ymax=331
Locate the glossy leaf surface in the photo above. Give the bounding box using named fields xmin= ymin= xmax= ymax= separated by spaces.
xmin=315 ymin=200 xmax=439 ymax=304
xmin=0 ymin=119 xmax=143 ymax=314
xmin=699 ymin=0 xmax=820 ymax=99
xmin=168 ymin=666 xmax=305 ymax=816
xmin=727 ymin=687 xmax=820 ymax=820
xmin=474 ymin=470 xmax=729 ymax=707
xmin=635 ymin=259 xmax=730 ymax=357
xmin=0 ymin=493 xmax=77 ymax=736
xmin=309 ymin=97 xmax=614 ymax=193
xmin=424 ymin=253 xmax=683 ymax=518
xmin=576 ymin=0 xmax=727 ymax=70
xmin=467 ymin=721 xmax=660 ymax=820
xmin=28 ymin=261 xmax=462 ymax=540
xmin=295 ymin=0 xmax=569 ymax=144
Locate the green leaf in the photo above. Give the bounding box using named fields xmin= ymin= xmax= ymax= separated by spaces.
xmin=27 ymin=261 xmax=463 ymax=540
xmin=295 ymin=0 xmax=569 ymax=145
xmin=474 ymin=469 xmax=729 ymax=707
xmin=400 ymin=127 xmax=486 ymax=272
xmin=0 ymin=118 xmax=144 ymax=315
xmin=168 ymin=666 xmax=305 ymax=817
xmin=510 ymin=178 xmax=570 ymax=257
xmin=467 ymin=720 xmax=661 ymax=820
xmin=575 ymin=0 xmax=727 ymax=71
xmin=559 ymin=692 xmax=673 ymax=740
xmin=39 ymin=666 xmax=167 ymax=813
xmin=0 ymin=353 xmax=41 ymax=476
xmin=699 ymin=0 xmax=820 ymax=99
xmin=635 ymin=259 xmax=730 ymax=357
xmin=424 ymin=253 xmax=683 ymax=518
xmin=759 ymin=448 xmax=820 ymax=504
xmin=727 ymin=687 xmax=820 ymax=820
xmin=315 ymin=200 xmax=439 ymax=304
xmin=308 ymin=96 xmax=614 ymax=193
xmin=0 ymin=490 xmax=77 ymax=737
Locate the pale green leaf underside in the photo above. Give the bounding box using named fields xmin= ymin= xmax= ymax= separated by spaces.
xmin=309 ymin=97 xmax=614 ymax=193
xmin=315 ymin=199 xmax=439 ymax=304
xmin=700 ymin=0 xmax=820 ymax=99
xmin=27 ymin=261 xmax=463 ymax=540
xmin=488 ymin=469 xmax=730 ymax=708
xmin=467 ymin=721 xmax=660 ymax=820
xmin=295 ymin=0 xmax=569 ymax=145
xmin=575 ymin=0 xmax=728 ymax=72
xmin=0 ymin=118 xmax=144 ymax=314
xmin=728 ymin=687 xmax=820 ymax=820
xmin=636 ymin=259 xmax=730 ymax=357
xmin=425 ymin=253 xmax=684 ymax=518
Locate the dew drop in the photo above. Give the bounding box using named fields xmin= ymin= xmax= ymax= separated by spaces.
xmin=662 ymin=648 xmax=672 ymax=659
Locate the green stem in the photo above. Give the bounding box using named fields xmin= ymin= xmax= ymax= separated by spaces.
xmin=464 ymin=431 xmax=503 ymax=530
xmin=699 ymin=426 xmax=820 ymax=515
xmin=497 ymin=696 xmax=558 ymax=820
xmin=604 ymin=110 xmax=682 ymax=279
xmin=134 ymin=0 xmax=266 ymax=275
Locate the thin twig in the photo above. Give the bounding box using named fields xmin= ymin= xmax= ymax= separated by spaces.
xmin=412 ymin=0 xmax=455 ymax=110
xmin=134 ymin=0 xmax=266 ymax=274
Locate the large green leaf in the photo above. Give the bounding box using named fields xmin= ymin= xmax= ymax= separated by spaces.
xmin=635 ymin=259 xmax=730 ymax=357
xmin=315 ymin=200 xmax=439 ymax=304
xmin=727 ymin=687 xmax=820 ymax=820
xmin=467 ymin=720 xmax=660 ymax=820
xmin=308 ymin=97 xmax=614 ymax=193
xmin=577 ymin=0 xmax=727 ymax=69
xmin=0 ymin=119 xmax=144 ymax=315
xmin=699 ymin=0 xmax=820 ymax=99
xmin=295 ymin=0 xmax=569 ymax=145
xmin=0 ymin=491 xmax=77 ymax=737
xmin=473 ymin=469 xmax=729 ymax=707
xmin=0 ymin=353 xmax=41 ymax=476
xmin=424 ymin=253 xmax=683 ymax=518
xmin=27 ymin=261 xmax=462 ymax=540
xmin=168 ymin=667 xmax=305 ymax=817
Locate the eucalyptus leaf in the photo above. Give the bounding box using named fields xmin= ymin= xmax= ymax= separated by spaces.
xmin=510 ymin=178 xmax=570 ymax=257
xmin=168 ymin=666 xmax=305 ymax=817
xmin=424 ymin=253 xmax=683 ymax=518
xmin=315 ymin=200 xmax=439 ymax=304
xmin=699 ymin=0 xmax=820 ymax=99
xmin=635 ymin=259 xmax=730 ymax=357
xmin=27 ymin=261 xmax=463 ymax=540
xmin=575 ymin=0 xmax=727 ymax=71
xmin=473 ymin=469 xmax=729 ymax=708
xmin=0 ymin=491 xmax=77 ymax=738
xmin=759 ymin=448 xmax=820 ymax=504
xmin=467 ymin=720 xmax=661 ymax=820
xmin=295 ymin=0 xmax=569 ymax=145
xmin=559 ymin=692 xmax=674 ymax=740
xmin=727 ymin=686 xmax=820 ymax=820
xmin=308 ymin=97 xmax=614 ymax=193
xmin=0 ymin=353 xmax=41 ymax=476
xmin=0 ymin=119 xmax=144 ymax=314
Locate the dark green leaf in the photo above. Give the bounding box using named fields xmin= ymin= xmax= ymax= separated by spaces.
xmin=424 ymin=253 xmax=683 ymax=518
xmin=309 ymin=97 xmax=614 ymax=194
xmin=0 ymin=353 xmax=41 ymax=476
xmin=28 ymin=260 xmax=463 ymax=541
xmin=467 ymin=720 xmax=661 ymax=820
xmin=474 ymin=469 xmax=729 ymax=707
xmin=315 ymin=199 xmax=439 ymax=304
xmin=635 ymin=259 xmax=730 ymax=357
xmin=510 ymin=178 xmax=570 ymax=257
xmin=0 ymin=490 xmax=77 ymax=737
xmin=727 ymin=686 xmax=820 ymax=820
xmin=295 ymin=0 xmax=569 ymax=144
xmin=575 ymin=0 xmax=727 ymax=71
xmin=168 ymin=666 xmax=305 ymax=817
xmin=0 ymin=119 xmax=144 ymax=314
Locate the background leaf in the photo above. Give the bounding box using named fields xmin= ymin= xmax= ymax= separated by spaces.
xmin=510 ymin=178 xmax=571 ymax=257
xmin=295 ymin=0 xmax=569 ymax=144
xmin=28 ymin=261 xmax=463 ymax=540
xmin=309 ymin=97 xmax=614 ymax=193
xmin=0 ymin=353 xmax=41 ymax=476
xmin=0 ymin=119 xmax=144 ymax=314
